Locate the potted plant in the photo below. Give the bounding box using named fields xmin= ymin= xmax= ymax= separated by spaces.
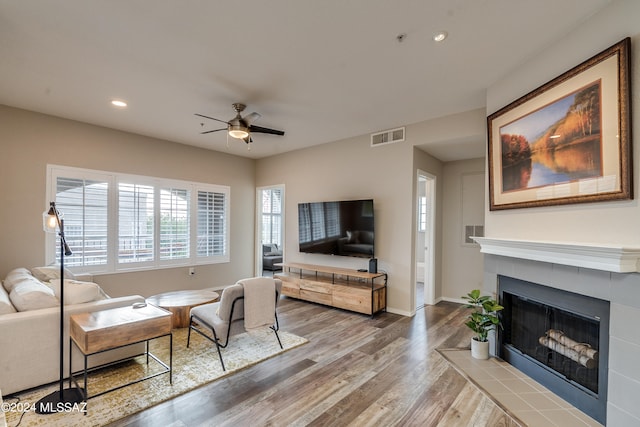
xmin=462 ymin=289 xmax=504 ymax=359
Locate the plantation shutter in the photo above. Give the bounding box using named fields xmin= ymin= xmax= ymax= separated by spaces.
xmin=197 ymin=190 xmax=227 ymax=257
xmin=118 ymin=182 xmax=154 ymax=263
xmin=55 ymin=176 xmax=109 ymax=267
xmin=261 ymin=188 xmax=282 ymax=246
xmin=160 ymin=187 xmax=190 ymax=260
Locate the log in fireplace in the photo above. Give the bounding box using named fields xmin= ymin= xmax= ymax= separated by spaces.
xmin=498 ymin=275 xmax=610 ymax=424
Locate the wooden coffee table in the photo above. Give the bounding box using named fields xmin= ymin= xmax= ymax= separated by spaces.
xmin=69 ymin=304 xmax=173 ymax=402
xmin=147 ymin=290 xmax=220 ymax=328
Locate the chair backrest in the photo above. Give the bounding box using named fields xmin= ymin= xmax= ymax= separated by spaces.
xmin=217 ymin=278 xmax=282 ymax=324
xmin=216 ymin=283 xmax=244 ymax=323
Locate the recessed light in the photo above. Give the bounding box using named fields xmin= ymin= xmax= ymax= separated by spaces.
xmin=433 ymin=31 xmax=448 ymax=42
xmin=111 ymin=100 xmax=128 ymax=108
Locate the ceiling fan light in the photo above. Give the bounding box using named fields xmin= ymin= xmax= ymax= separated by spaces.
xmin=228 ymin=125 xmax=249 ymax=139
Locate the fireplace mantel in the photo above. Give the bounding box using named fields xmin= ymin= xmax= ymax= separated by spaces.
xmin=473 ymin=237 xmax=640 ymax=273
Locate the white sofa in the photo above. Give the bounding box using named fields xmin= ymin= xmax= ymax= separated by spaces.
xmin=0 ymin=267 xmax=145 ymax=396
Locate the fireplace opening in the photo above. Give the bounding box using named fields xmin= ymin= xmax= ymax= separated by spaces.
xmin=503 ymin=293 xmax=601 ymax=394
xmin=498 ymin=276 xmax=610 ymax=424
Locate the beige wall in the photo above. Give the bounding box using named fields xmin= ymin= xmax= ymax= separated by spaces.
xmin=256 ymin=132 xmax=418 ymax=315
xmin=484 ymin=4 xmax=640 ymax=422
xmin=485 ymin=0 xmax=640 ymax=245
xmin=256 ymin=111 xmax=487 ymax=314
xmin=0 ymin=105 xmax=256 ymax=297
xmin=1 ymin=103 xmax=490 ymax=312
xmin=409 ymin=108 xmax=487 ymax=302
xmin=442 ymin=158 xmax=485 ymax=301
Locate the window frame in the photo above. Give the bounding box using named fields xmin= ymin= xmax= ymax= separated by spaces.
xmin=45 ymin=164 xmax=230 ymax=275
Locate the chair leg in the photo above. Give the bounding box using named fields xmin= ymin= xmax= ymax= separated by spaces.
xmin=187 ymin=316 xmax=193 ymax=348
xmin=272 ymin=326 xmax=283 ymax=349
xmin=187 ymin=321 xmax=227 ymax=371
xmin=272 ymin=313 xmax=283 ymax=349
xmin=213 ymin=335 xmax=226 ymax=371
xmin=205 ymin=322 xmax=226 ymax=371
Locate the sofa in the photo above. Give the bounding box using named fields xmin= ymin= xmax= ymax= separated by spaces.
xmin=262 ymin=244 xmax=283 ymax=271
xmin=0 ymin=267 xmax=145 ymax=396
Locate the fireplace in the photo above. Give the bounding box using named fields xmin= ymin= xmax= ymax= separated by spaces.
xmin=475 ymin=237 xmax=640 ymax=426
xmin=498 ymin=275 xmax=610 ymax=424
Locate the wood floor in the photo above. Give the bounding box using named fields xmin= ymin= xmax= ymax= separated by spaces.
xmin=111 ymin=298 xmax=518 ymax=427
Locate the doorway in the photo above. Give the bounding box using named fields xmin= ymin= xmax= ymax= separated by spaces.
xmin=416 ymin=171 xmax=435 ymax=308
xmin=256 ymin=185 xmax=284 ymax=276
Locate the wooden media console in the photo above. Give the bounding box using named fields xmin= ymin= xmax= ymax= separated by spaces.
xmin=275 ymin=262 xmax=387 ymax=316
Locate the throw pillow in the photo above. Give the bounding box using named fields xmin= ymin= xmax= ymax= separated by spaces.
xmin=9 ymin=276 xmax=59 ymax=311
xmin=3 ymin=268 xmax=34 ymax=293
xmin=0 ymin=284 xmax=17 ymax=314
xmin=263 ymin=244 xmax=282 ymax=256
xmin=47 ymin=279 xmax=103 ymax=305
xmin=31 ymin=266 xmax=76 ymax=283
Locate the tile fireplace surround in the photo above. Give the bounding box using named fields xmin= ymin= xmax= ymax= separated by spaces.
xmin=474 ymin=238 xmax=640 ymax=426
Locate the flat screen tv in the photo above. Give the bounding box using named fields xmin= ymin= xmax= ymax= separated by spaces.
xmin=298 ymin=199 xmax=374 ymax=258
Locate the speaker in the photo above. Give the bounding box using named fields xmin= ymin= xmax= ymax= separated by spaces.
xmin=368 ymin=258 xmax=377 ymax=274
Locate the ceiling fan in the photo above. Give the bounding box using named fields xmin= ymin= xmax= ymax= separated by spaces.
xmin=196 ymin=103 xmax=285 ymax=145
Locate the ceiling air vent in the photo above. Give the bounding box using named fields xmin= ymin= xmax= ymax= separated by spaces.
xmin=371 ymin=127 xmax=405 ymax=147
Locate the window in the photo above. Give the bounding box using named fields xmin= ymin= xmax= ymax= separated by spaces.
xmin=418 ymin=196 xmax=427 ymax=232
xmin=261 ymin=188 xmax=282 ymax=246
xmin=46 ymin=165 xmax=230 ymax=273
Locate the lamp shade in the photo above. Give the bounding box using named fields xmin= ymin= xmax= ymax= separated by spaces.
xmin=43 ymin=203 xmax=60 ymax=232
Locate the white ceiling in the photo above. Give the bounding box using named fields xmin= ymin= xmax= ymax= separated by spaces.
xmin=0 ymin=0 xmax=611 ymax=160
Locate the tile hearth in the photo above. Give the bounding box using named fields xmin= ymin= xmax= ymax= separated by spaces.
xmin=439 ymin=349 xmax=602 ymax=427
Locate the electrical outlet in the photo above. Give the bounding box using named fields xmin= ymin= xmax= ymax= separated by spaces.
xmin=189 ymin=267 xmax=195 ymax=276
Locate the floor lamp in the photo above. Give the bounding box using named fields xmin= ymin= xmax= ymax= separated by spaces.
xmin=35 ymin=202 xmax=84 ymax=414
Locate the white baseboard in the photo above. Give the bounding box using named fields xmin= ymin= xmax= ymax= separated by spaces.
xmin=385 ymin=307 xmax=414 ymax=317
xmin=441 ymin=296 xmax=465 ymax=305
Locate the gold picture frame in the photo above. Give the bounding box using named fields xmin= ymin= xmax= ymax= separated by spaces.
xmin=487 ymin=38 xmax=631 ymax=210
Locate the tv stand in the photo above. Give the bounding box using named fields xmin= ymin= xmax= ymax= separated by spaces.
xmin=274 ymin=262 xmax=387 ymax=316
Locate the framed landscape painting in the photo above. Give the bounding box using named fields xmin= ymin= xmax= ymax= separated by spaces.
xmin=487 ymin=38 xmax=631 ymax=210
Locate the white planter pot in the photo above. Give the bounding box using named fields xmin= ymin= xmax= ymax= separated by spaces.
xmin=471 ymin=338 xmax=490 ymax=359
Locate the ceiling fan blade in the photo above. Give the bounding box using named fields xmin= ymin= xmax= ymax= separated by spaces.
xmin=195 ymin=113 xmax=229 ymax=125
xmin=244 ymin=112 xmax=261 ymax=125
xmin=249 ymin=125 xmax=285 ymax=136
xmin=201 ymin=127 xmax=227 ymax=134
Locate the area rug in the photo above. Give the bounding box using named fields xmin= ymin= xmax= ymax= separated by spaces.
xmin=3 ymin=327 xmax=307 ymax=427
